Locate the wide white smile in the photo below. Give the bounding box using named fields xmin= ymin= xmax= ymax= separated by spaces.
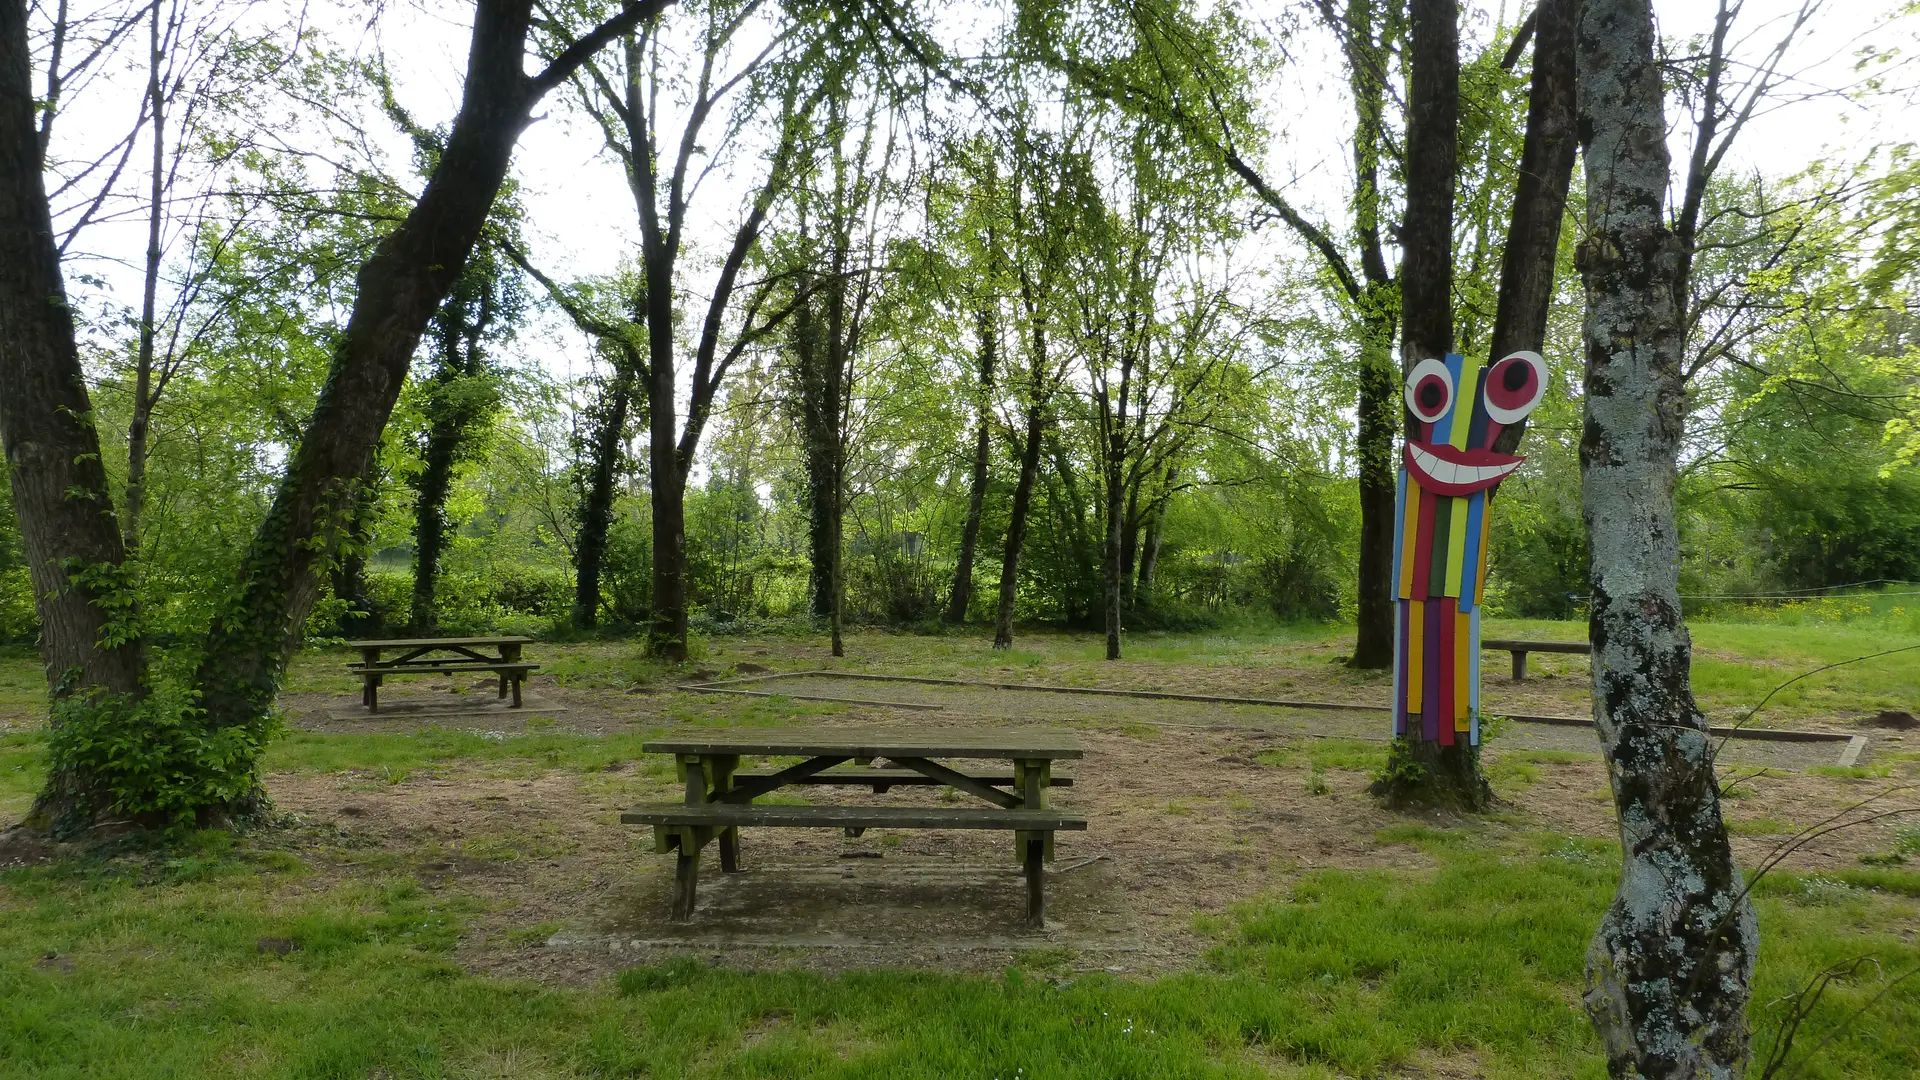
xmin=1405 ymin=442 xmax=1522 ymax=495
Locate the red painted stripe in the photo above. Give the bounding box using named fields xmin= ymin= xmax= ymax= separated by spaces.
xmin=1421 ymin=599 xmax=1442 ymax=741
xmin=1481 ymin=419 xmax=1506 ymax=451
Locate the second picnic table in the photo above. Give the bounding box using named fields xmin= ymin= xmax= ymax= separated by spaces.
xmin=346 ymin=636 xmax=537 ymax=712
xmin=624 ymin=726 xmax=1087 ymax=927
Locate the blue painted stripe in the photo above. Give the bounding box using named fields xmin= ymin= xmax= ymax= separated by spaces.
xmin=1392 ymin=467 xmax=1407 ymax=588
xmin=1459 ymin=491 xmax=1485 ymax=613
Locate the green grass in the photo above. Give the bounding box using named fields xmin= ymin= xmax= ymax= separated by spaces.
xmin=3 ymin=821 xmax=1917 ymax=1078
xmin=1482 ymin=611 xmax=1920 ymax=720
xmin=1 ymin=619 xmax=1917 ymax=1077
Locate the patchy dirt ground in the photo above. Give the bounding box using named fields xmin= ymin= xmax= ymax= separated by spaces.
xmin=262 ymin=690 xmax=1920 ymax=988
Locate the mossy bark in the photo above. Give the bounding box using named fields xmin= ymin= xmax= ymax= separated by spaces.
xmin=1370 ymin=737 xmax=1493 ymax=811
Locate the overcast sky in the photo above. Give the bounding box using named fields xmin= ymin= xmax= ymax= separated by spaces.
xmin=42 ymin=0 xmax=1920 ymax=402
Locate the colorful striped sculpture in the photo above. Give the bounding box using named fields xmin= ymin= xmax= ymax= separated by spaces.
xmin=1393 ymin=350 xmax=1548 ymax=746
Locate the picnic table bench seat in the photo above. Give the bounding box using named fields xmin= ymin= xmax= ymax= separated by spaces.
xmin=1480 ymin=638 xmax=1590 ymax=681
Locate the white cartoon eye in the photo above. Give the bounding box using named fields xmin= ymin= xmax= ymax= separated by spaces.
xmin=1404 ymin=358 xmax=1455 ymax=425
xmin=1483 ymin=351 xmax=1548 ymax=424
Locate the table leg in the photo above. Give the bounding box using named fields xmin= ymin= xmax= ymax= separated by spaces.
xmin=510 ymin=674 xmax=523 ymax=708
xmin=500 ymin=644 xmax=521 ymax=700
xmin=672 ymin=846 xmax=701 ymax=920
xmin=710 ymin=755 xmax=740 ymax=872
xmin=1024 ymin=835 xmax=1045 ymax=929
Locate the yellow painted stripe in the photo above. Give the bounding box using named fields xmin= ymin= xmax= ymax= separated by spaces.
xmin=1448 ymin=355 xmax=1482 ymax=450
xmin=1398 ymin=483 xmax=1422 ymax=599
xmin=1407 ymin=600 xmax=1425 ymax=713
xmin=1444 ymin=496 xmax=1469 ymax=597
xmin=1455 ymin=610 xmax=1471 ymax=730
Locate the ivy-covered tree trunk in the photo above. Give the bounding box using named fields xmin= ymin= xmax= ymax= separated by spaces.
xmin=195 ymin=0 xmax=673 ymax=734
xmin=571 ymin=357 xmax=637 ymax=630
xmin=332 ymin=481 xmax=384 ymax=638
xmin=945 ymin=304 xmax=996 ymax=625
xmin=409 ymin=277 xmax=501 ymax=633
xmin=0 ymin=0 xmax=145 ymax=705
xmin=1575 ymin=0 xmax=1756 ymax=1073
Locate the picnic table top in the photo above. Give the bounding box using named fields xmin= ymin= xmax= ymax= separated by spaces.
xmin=644 ymin=725 xmax=1083 ymax=760
xmin=347 ymin=636 xmax=533 ymax=650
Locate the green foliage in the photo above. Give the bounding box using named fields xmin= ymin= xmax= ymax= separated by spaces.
xmin=42 ymin=683 xmax=278 ymax=833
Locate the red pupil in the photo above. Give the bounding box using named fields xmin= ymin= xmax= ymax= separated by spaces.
xmin=1418 ymin=381 xmax=1445 ymax=410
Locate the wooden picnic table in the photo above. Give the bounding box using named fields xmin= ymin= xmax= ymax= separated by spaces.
xmin=624 ymin=726 xmax=1087 ymax=927
xmin=345 ymin=636 xmax=537 ymax=712
xmin=1481 ymin=637 xmax=1591 ymax=681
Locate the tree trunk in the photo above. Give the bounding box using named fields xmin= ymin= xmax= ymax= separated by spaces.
xmin=1046 ymin=434 xmax=1095 ymax=626
xmin=1350 ymin=295 xmax=1399 ymax=667
xmin=793 ymin=272 xmax=836 ymax=621
xmin=1136 ymin=469 xmax=1173 ymax=604
xmin=0 ymin=0 xmax=145 ymax=703
xmin=646 ymin=244 xmax=690 ymax=659
xmin=993 ymin=400 xmax=1047 ymax=650
xmin=1342 ymin=0 xmax=1402 ymax=672
xmin=1102 ymin=443 xmax=1124 ymax=661
xmin=1575 ymin=1 xmax=1756 ymax=1073
xmin=571 ymin=358 xmax=636 ymax=629
xmin=1378 ymin=0 xmax=1481 ymax=800
xmin=1487 ymin=0 xmax=1577 ymax=456
xmin=945 ymin=303 xmax=996 ymax=625
xmin=125 ymin=0 xmax=165 ymax=557
xmin=195 ymin=0 xmax=671 ymax=732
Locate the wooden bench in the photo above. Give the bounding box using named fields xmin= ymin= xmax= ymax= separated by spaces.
xmin=1481 ymin=638 xmax=1590 ymax=681
xmin=345 ymin=636 xmax=537 ymax=712
xmin=627 ymin=728 xmax=1086 ymax=927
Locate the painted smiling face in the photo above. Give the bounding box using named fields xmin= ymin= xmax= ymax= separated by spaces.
xmin=1402 ymin=351 xmax=1548 ymax=496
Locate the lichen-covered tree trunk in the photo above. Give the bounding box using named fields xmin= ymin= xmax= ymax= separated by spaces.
xmin=1575 ymin=0 xmax=1756 ymax=1074
xmin=0 ymin=0 xmax=145 ymax=705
